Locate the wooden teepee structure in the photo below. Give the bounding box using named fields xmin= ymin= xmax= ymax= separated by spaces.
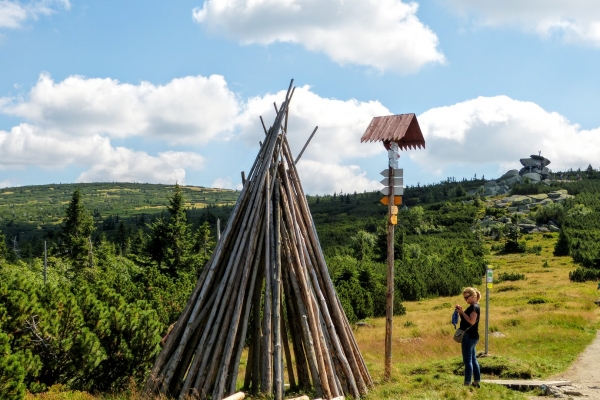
xmin=144 ymin=81 xmax=373 ymax=400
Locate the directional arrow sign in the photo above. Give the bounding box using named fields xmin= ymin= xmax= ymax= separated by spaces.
xmin=380 ymin=187 xmax=404 ymax=196
xmin=380 ymin=168 xmax=403 ymax=178
xmin=380 ymin=197 xmax=402 ymax=206
xmin=380 ymin=177 xmax=403 ymax=186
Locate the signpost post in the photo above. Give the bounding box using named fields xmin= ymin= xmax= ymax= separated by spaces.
xmin=384 ymin=143 xmax=398 ymax=380
xmin=485 ymin=266 xmax=493 ymax=355
xmin=360 ymin=113 xmax=425 ymax=382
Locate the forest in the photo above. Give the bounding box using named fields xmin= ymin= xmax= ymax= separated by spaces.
xmin=2 ymin=167 xmax=600 ymax=398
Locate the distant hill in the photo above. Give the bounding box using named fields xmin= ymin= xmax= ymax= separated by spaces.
xmin=0 ymin=182 xmax=240 ymax=244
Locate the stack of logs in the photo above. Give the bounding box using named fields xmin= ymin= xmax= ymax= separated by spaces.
xmin=144 ymin=82 xmax=373 ymax=400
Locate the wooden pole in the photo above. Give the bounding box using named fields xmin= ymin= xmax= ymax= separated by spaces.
xmin=262 ymin=172 xmax=273 ymax=393
xmin=273 ymin=179 xmax=284 ymax=400
xmin=384 ymin=166 xmax=395 ymax=381
xmin=294 ymin=126 xmax=318 ymax=165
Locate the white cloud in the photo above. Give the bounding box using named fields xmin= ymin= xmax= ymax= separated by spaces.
xmin=296 ymin=160 xmax=380 ymax=194
xmin=0 ymin=179 xmax=10 ymax=188
xmin=0 ymin=0 xmax=70 ymax=29
xmin=0 ymin=73 xmax=240 ymax=144
xmin=0 ymin=124 xmax=204 ymax=184
xmin=414 ymin=95 xmax=600 ymax=176
xmin=77 ymin=150 xmax=204 ymax=184
xmin=448 ymin=0 xmax=600 ymax=46
xmin=193 ymin=0 xmax=444 ymax=73
xmin=236 ymin=85 xmax=389 ymax=163
xmin=211 ymin=177 xmax=243 ymax=190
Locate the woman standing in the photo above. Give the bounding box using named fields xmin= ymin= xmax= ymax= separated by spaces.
xmin=455 ymin=287 xmax=481 ymax=387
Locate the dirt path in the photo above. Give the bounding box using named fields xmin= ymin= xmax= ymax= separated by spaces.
xmin=530 ymin=330 xmax=600 ymax=399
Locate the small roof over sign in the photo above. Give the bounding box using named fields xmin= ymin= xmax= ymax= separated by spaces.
xmin=361 ymin=113 xmax=425 ymax=150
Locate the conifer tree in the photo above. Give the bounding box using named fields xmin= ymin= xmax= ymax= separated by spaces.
xmin=146 ymin=184 xmax=193 ymax=277
xmin=0 ymin=332 xmax=25 ymax=400
xmin=194 ymin=221 xmax=215 ymax=258
xmin=60 ymin=188 xmax=95 ymax=268
xmin=0 ymin=230 xmax=7 ymax=262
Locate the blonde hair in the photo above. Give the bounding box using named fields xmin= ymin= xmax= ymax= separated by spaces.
xmin=463 ymin=287 xmax=481 ymax=301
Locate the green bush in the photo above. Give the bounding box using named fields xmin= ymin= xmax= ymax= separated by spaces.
xmin=0 ymin=331 xmax=26 ymax=400
xmin=569 ymin=267 xmax=600 ymax=282
xmin=527 ymin=245 xmax=543 ymax=255
xmin=496 ymin=272 xmax=525 ymax=283
xmin=527 ymin=297 xmax=548 ymax=304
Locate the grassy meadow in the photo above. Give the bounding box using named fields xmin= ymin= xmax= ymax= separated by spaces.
xmin=354 ymin=232 xmax=600 ymax=399
xmin=24 ymin=232 xmax=600 ymax=399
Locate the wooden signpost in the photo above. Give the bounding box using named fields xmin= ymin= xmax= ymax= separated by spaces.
xmin=361 ymin=113 xmax=425 ymax=381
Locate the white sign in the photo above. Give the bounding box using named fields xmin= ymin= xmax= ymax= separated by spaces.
xmin=380 ymin=177 xmax=403 ymax=186
xmin=380 ymin=169 xmax=404 ymax=178
xmin=487 ymin=268 xmax=493 ymax=283
xmin=380 ymin=187 xmax=404 ymax=196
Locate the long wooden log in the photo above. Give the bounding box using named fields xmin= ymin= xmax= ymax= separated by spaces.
xmin=284 ymin=183 xmax=359 ymax=398
xmin=281 ymin=232 xmax=322 ymax=398
xmin=281 ymin=254 xmax=310 ymax=390
xmin=213 ymin=213 xmax=266 ymax=399
xmin=251 ymin=261 xmax=264 ymax=394
xmin=153 ymin=179 xmax=254 ymax=394
xmin=195 ymin=189 xmax=269 ymax=397
xmin=180 ymin=186 xmax=267 ymax=398
xmin=262 ymin=171 xmax=274 ymax=393
xmin=272 ymin=178 xmax=284 ymax=400
xmin=228 ymin=236 xmax=265 ymax=395
xmin=281 ymin=140 xmax=372 ymax=391
xmin=278 ymin=170 xmax=333 ymax=398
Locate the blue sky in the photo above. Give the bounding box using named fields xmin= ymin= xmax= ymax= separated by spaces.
xmin=1 ymin=0 xmax=599 ymax=194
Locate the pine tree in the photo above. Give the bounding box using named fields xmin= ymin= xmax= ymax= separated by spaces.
xmin=60 ymin=188 xmax=95 ymax=269
xmin=0 ymin=332 xmax=26 ymax=400
xmin=0 ymin=230 xmax=8 ymax=262
xmin=194 ymin=221 xmax=215 ymax=259
xmin=146 ymin=184 xmax=193 ymax=277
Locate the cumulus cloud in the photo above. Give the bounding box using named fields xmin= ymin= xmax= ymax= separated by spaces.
xmin=448 ymin=0 xmax=600 ymax=46
xmin=296 ymin=160 xmax=380 ymax=195
xmin=0 ymin=73 xmax=240 ymax=144
xmin=193 ymin=0 xmax=444 ymax=73
xmin=77 ymin=150 xmax=204 ymax=184
xmin=236 ymin=85 xmax=389 ymax=163
xmin=211 ymin=176 xmax=243 ymax=190
xmin=0 ymin=124 xmax=204 ymax=183
xmin=0 ymin=0 xmax=70 ymax=29
xmin=414 ymin=95 xmax=600 ymax=175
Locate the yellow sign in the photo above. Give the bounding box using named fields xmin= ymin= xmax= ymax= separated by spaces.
xmin=487 ymin=283 xmax=493 ymax=289
xmin=390 ymin=215 xmax=398 ymax=225
xmin=390 ymin=205 xmax=398 ymax=215
xmin=380 ymin=196 xmax=402 ymax=206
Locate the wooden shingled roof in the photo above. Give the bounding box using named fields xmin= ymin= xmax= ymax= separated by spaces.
xmin=361 ymin=113 xmax=425 ymax=150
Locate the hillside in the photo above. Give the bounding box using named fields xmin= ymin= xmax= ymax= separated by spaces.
xmin=0 ymin=182 xmax=239 ymax=245
xmin=3 ymin=174 xmax=600 ymax=398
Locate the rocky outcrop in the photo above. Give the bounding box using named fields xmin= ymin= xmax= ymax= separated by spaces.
xmin=487 ymin=154 xmax=553 ymax=191
xmin=470 ymin=191 xmax=574 ymax=234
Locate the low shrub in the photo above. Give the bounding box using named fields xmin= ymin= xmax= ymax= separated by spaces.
xmin=526 ymin=244 xmax=543 ymax=255
xmin=496 ymin=272 xmax=525 ymax=283
xmin=528 ymin=297 xmax=548 ymax=304
xmin=497 ymin=285 xmax=520 ymax=292
xmin=569 ymin=267 xmax=600 ymax=282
